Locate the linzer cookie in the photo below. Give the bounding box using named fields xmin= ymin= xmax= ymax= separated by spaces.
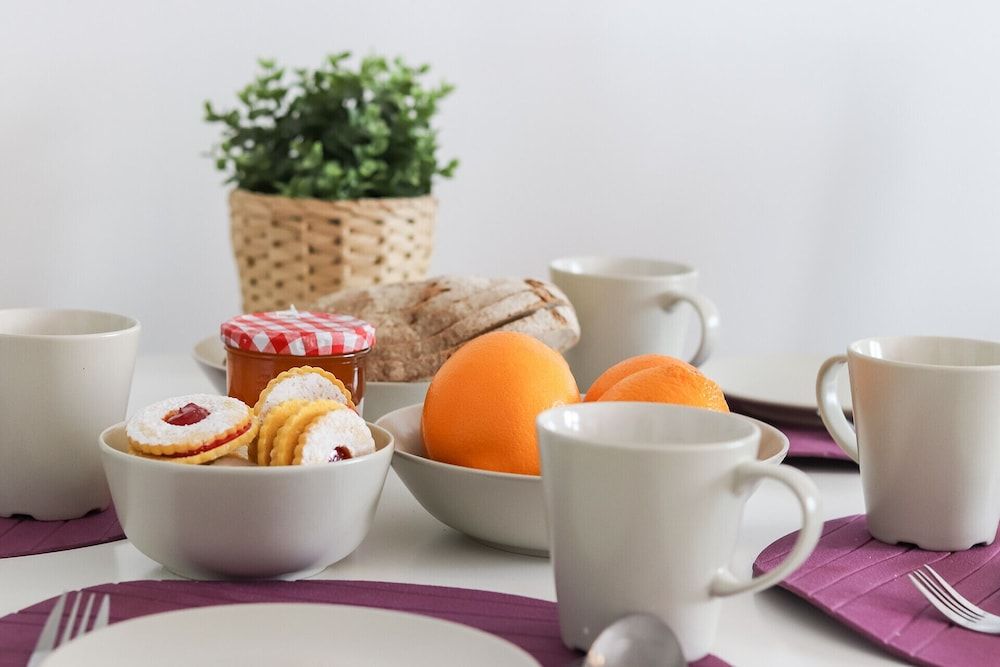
xmin=254 ymin=399 xmax=311 ymax=466
xmin=270 ymin=400 xmax=346 ymax=466
xmin=294 ymin=405 xmax=375 ymax=465
xmin=255 ymin=367 xmax=355 ymax=419
xmin=126 ymin=394 xmax=259 ymax=465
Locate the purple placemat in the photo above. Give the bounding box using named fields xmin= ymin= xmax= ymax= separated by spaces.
xmin=0 ymin=580 xmax=729 ymax=667
xmin=728 ymin=399 xmax=853 ymax=462
xmin=0 ymin=508 xmax=124 ymax=559
xmin=754 ymin=515 xmax=1000 ymax=666
xmin=780 ymin=423 xmax=853 ymax=462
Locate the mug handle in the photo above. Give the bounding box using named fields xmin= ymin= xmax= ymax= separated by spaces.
xmin=660 ymin=289 xmax=720 ymax=367
xmin=816 ymin=355 xmax=859 ymax=463
xmin=709 ymin=462 xmax=822 ymax=597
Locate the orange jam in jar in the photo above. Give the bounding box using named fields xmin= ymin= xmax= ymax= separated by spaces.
xmin=220 ymin=309 xmax=375 ymax=412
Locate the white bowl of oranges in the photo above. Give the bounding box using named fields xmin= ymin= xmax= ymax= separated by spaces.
xmin=376 ymin=333 xmax=790 ymax=557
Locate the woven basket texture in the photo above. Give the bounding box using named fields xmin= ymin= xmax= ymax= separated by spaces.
xmin=229 ymin=189 xmax=436 ymax=312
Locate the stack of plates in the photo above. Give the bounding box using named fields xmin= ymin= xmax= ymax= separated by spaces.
xmin=701 ymin=354 xmax=851 ymax=428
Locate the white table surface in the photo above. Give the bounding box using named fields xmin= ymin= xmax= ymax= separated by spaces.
xmin=0 ymin=355 xmax=904 ymax=666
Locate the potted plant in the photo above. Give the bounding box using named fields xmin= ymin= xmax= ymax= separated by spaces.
xmin=205 ymin=52 xmax=458 ymax=312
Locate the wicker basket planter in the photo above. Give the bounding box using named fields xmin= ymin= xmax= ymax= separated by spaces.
xmin=229 ymin=189 xmax=437 ymax=312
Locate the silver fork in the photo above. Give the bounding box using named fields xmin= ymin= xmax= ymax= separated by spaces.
xmin=908 ymin=565 xmax=1000 ymax=633
xmin=27 ymin=591 xmax=110 ymax=666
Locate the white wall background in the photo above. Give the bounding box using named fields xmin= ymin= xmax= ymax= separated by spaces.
xmin=2 ymin=1 xmax=998 ymax=355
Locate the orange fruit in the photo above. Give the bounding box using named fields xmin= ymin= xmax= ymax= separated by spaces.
xmin=421 ymin=331 xmax=580 ymax=475
xmin=594 ymin=357 xmax=729 ymax=413
xmin=585 ymin=354 xmax=695 ymax=401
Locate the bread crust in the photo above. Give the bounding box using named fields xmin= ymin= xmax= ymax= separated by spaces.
xmin=312 ymin=276 xmax=580 ymax=382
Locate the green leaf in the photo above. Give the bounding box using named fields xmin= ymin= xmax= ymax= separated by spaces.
xmin=204 ymin=52 xmax=457 ymax=199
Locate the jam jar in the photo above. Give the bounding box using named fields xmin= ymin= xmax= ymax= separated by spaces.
xmin=220 ymin=308 xmax=376 ymax=413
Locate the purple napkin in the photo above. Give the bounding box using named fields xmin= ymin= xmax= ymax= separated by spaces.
xmin=0 ymin=507 xmax=123 ymax=559
xmin=779 ymin=424 xmax=853 ymax=462
xmin=754 ymin=515 xmax=1000 ymax=666
xmin=0 ymin=580 xmax=729 ymax=667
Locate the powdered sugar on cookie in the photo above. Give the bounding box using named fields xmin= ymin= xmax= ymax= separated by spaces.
xmin=296 ymin=408 xmax=375 ymax=465
xmin=126 ymin=394 xmax=252 ymax=447
xmin=256 ymin=370 xmax=352 ymax=420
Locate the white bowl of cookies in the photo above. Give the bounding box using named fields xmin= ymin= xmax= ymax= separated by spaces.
xmin=100 ymin=367 xmax=393 ymax=580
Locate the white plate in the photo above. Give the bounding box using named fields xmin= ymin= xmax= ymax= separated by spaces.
xmin=701 ymin=354 xmax=852 ymax=413
xmin=192 ymin=335 xmax=227 ymax=392
xmin=192 ymin=334 xmax=227 ymax=372
xmin=44 ymin=603 xmax=540 ymax=667
xmin=190 ymin=335 xmax=430 ymax=420
xmin=363 ymin=380 xmax=430 ymax=422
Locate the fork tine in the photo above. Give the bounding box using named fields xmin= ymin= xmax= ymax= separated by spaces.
xmin=93 ymin=595 xmax=110 ymax=631
xmin=58 ymin=592 xmax=83 ymax=647
xmin=74 ymin=594 xmax=96 ymax=639
xmin=912 ymin=570 xmax=980 ymax=622
xmin=922 ymin=565 xmax=986 ymax=619
xmin=909 ymin=573 xmax=983 ymax=630
xmin=30 ymin=592 xmax=67 ymax=657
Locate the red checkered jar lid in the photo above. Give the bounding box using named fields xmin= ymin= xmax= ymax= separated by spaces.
xmin=220 ymin=308 xmax=375 ymax=356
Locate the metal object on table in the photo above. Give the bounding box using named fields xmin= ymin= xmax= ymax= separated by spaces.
xmin=28 ymin=592 xmax=110 ymax=666
xmin=582 ymin=613 xmax=686 ymax=667
xmin=908 ymin=565 xmax=1000 ymax=634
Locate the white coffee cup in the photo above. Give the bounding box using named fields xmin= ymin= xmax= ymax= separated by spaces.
xmin=549 ymin=257 xmax=720 ymax=390
xmin=817 ymin=335 xmax=1000 ymax=551
xmin=537 ymin=402 xmax=821 ymax=661
xmin=0 ymin=308 xmax=140 ymax=520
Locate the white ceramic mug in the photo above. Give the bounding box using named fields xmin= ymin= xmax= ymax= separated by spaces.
xmin=817 ymin=336 xmax=1000 ymax=551
xmin=537 ymin=402 xmax=821 ymax=661
xmin=549 ymin=257 xmax=720 ymax=390
xmin=0 ymin=308 xmax=140 ymax=520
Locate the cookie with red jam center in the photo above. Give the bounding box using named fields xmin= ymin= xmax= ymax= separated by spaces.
xmin=126 ymin=394 xmax=259 ymax=464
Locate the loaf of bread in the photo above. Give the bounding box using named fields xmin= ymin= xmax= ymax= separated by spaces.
xmin=312 ymin=276 xmax=580 ymax=382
